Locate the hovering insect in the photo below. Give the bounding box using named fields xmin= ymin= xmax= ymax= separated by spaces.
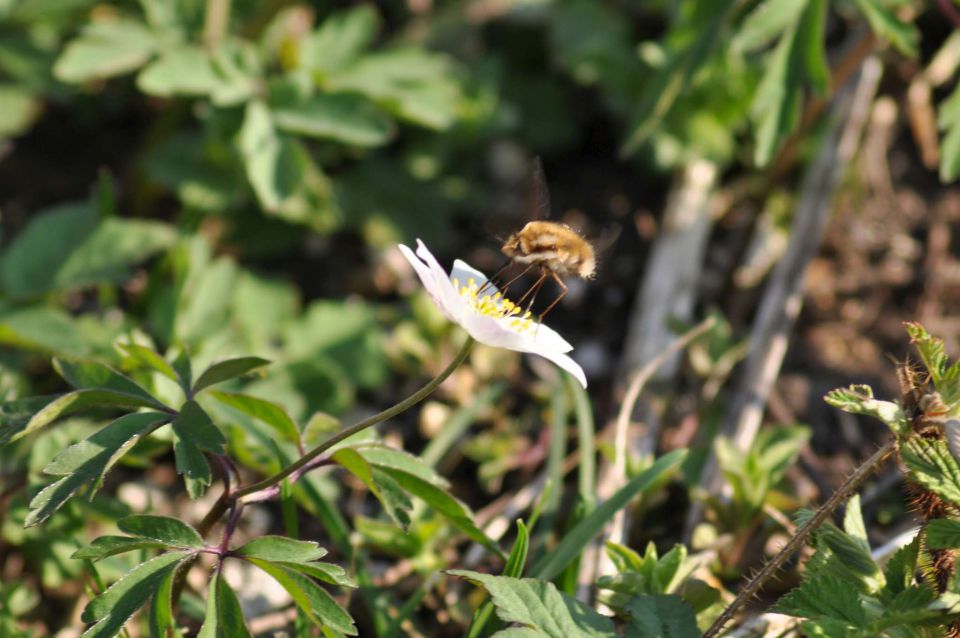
xmin=491 ymin=160 xmax=597 ymax=320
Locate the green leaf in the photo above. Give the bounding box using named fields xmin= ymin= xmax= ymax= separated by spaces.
xmin=26 ymin=411 xmax=170 ymax=526
xmin=80 ymin=551 xmax=189 ymax=638
xmin=233 ymin=536 xmax=327 ymax=562
xmin=901 ymin=437 xmax=960 ymax=507
xmin=3 ymin=389 xmax=165 ymax=445
xmin=939 ymin=81 xmax=960 ymax=182
xmin=208 ymin=391 xmax=300 ymax=445
xmin=622 ymin=2 xmax=735 ymax=155
xmin=193 ymin=357 xmax=271 ymax=395
xmin=824 ymin=385 xmax=906 ymax=434
xmin=248 ymin=559 xmax=357 ymax=635
xmin=326 ymin=48 xmax=460 ymax=130
xmin=750 ymin=15 xmax=803 ymax=166
xmin=882 ymin=536 xmax=919 ymax=596
xmin=276 ymin=561 xmax=357 ymax=588
xmin=732 ymin=0 xmax=808 ymax=53
xmin=375 ymin=464 xmax=500 ymax=555
xmin=332 ymin=448 xmax=413 ymax=529
xmin=302 ymin=6 xmax=379 ymax=76
xmin=503 ymin=520 xmax=529 ymax=578
xmin=118 ymin=343 xmax=180 ymax=385
xmin=148 ymin=568 xmax=177 ymax=638
xmin=54 ymin=18 xmax=158 ymax=82
xmin=810 ymin=519 xmax=882 ymax=590
xmin=853 ymin=0 xmax=918 ymax=57
xmin=353 ymin=445 xmax=446 ymax=485
xmin=799 ymin=0 xmax=829 ymax=95
xmin=198 ymin=572 xmax=253 ymax=638
xmin=533 ymin=450 xmax=686 ymax=580
xmin=118 ymin=515 xmax=205 ymax=549
xmin=137 ymin=45 xmax=222 ymax=97
xmin=171 ymin=400 xmax=226 ymax=499
xmin=925 ymin=519 xmax=960 ymax=549
xmin=0 ymin=84 xmax=39 ymax=140
xmin=273 ymin=93 xmax=393 ymax=147
xmin=0 ymin=201 xmax=176 ymax=299
xmin=624 ymin=595 xmax=701 ymax=638
xmin=775 ymin=575 xmax=866 ymax=625
xmin=73 ymin=536 xmax=167 ymax=561
xmin=54 ymin=358 xmax=164 ymax=407
xmin=238 ymin=100 xmax=317 ymax=216
xmin=449 ymin=571 xmax=616 ymax=638
xmin=0 ymin=306 xmax=88 ymax=356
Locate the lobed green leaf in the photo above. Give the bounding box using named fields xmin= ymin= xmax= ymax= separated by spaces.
xmin=233 ymin=536 xmax=327 ymax=563
xmin=248 ymin=559 xmax=356 ymax=635
xmin=192 ymin=357 xmax=271 ymax=395
xmin=197 ymin=572 xmax=253 ymax=638
xmin=208 ymin=390 xmax=300 ymax=445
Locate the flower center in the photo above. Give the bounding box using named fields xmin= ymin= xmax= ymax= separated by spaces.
xmin=453 ymin=277 xmax=535 ymax=333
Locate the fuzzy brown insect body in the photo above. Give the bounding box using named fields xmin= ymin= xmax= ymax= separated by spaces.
xmin=501 ymin=221 xmax=597 ymax=280
xmin=499 ymin=220 xmax=596 ymax=319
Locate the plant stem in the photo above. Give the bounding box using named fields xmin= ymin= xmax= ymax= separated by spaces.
xmin=702 ymin=438 xmax=896 ymax=638
xmin=234 ymin=335 xmax=474 ymax=501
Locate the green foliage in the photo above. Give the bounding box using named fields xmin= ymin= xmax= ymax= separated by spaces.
xmin=714 ymin=425 xmax=810 ymax=528
xmin=900 ymin=437 xmax=960 ymax=506
xmin=449 ymin=570 xmax=617 ymax=638
xmin=824 ymin=384 xmax=908 ymax=434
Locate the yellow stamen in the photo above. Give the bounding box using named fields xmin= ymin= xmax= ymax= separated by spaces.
xmin=454 ymin=278 xmax=534 ymax=334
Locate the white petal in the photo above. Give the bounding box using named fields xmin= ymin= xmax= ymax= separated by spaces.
xmin=450 ymin=259 xmax=497 ymax=294
xmin=528 ymin=321 xmax=573 ymax=353
xmin=526 ymin=347 xmax=588 ymax=388
xmin=414 ymin=239 xmax=466 ymax=320
xmin=398 ymin=244 xmax=456 ymax=321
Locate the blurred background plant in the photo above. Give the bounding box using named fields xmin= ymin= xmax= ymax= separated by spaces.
xmin=2 ymin=0 xmax=960 ymax=635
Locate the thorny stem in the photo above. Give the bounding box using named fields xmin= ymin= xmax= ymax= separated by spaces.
xmin=702 ymin=438 xmax=896 ymax=638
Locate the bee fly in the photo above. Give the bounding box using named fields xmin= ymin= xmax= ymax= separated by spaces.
xmin=486 ymin=160 xmax=597 ymax=321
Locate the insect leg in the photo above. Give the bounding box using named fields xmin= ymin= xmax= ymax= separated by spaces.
xmin=496 ymin=263 xmax=535 ymax=296
xmin=515 ymin=270 xmax=548 ymax=310
xmin=538 ymin=270 xmax=569 ymax=321
xmin=478 ymin=259 xmax=513 ymax=296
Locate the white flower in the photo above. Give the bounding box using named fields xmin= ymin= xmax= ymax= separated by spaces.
xmin=398 ymin=239 xmax=587 ymax=388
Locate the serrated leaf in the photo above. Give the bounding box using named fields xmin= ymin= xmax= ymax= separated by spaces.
xmin=73 ymin=536 xmax=167 ymax=561
xmin=331 ymin=448 xmax=413 ymax=529
xmin=198 ymin=572 xmax=252 ymax=638
xmin=925 ymin=519 xmax=960 ymax=549
xmin=233 ymin=536 xmax=327 ymax=562
xmin=813 ymin=520 xmax=882 ymax=590
xmin=171 ymin=400 xmax=226 ymax=499
xmin=248 ymin=559 xmax=357 ymax=635
xmin=824 ymin=385 xmax=906 ymax=433
xmin=775 ymin=575 xmax=866 ymax=625
xmin=272 ymin=93 xmax=393 ymax=147
xmin=118 ymin=515 xmax=205 ymax=549
xmin=904 ymin=322 xmax=951 ymax=382
xmin=902 ymin=437 xmax=960 ymax=507
xmin=54 ymin=18 xmax=158 ymax=82
xmin=853 ymin=0 xmax=918 ymax=57
xmin=533 ymin=450 xmax=686 ymax=580
xmin=26 ymin=411 xmax=169 ymax=526
xmin=624 ymin=594 xmax=700 ymax=638
xmin=449 ymin=571 xmax=616 ymax=638
xmin=54 ymin=358 xmax=164 ymax=406
xmin=208 ymin=391 xmax=299 ymax=445
xmin=375 ymin=465 xmax=500 ymax=555
xmin=882 ymin=535 xmax=919 ymax=596
xmin=193 ymin=357 xmax=271 ymax=395
xmin=80 ymin=551 xmax=189 ymax=638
